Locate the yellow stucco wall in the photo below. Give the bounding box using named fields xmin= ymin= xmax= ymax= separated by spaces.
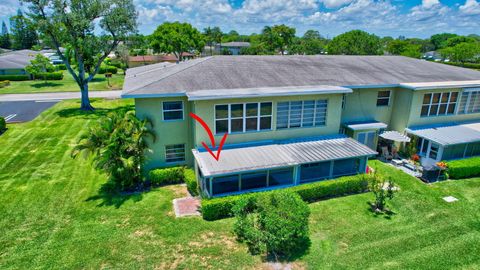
xmin=341 ymin=88 xmax=395 ymax=126
xmin=192 ymin=94 xmax=343 ymax=146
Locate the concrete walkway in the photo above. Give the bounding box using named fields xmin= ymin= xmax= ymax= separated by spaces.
xmin=173 ymin=197 xmax=201 ymax=217
xmin=0 ymin=90 xmax=122 ymax=102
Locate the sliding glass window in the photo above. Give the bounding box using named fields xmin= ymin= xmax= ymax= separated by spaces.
xmin=276 ymin=99 xmax=328 ymax=129
xmin=214 ymin=102 xmax=272 ymax=134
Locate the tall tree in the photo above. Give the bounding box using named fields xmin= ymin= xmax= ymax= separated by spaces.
xmin=262 ymin=24 xmax=296 ymax=55
xmin=204 ymin=26 xmax=222 ymax=56
xmin=440 ymin=42 xmax=480 ymax=64
xmin=150 ymin=22 xmax=204 ymax=62
xmin=10 ymin=9 xmax=38 ymax=50
xmin=0 ymin=21 xmax=11 ymax=49
xmin=430 ymin=33 xmax=458 ymax=50
xmin=23 ymin=0 xmax=138 ymax=111
xmin=327 ymin=30 xmax=382 ymax=55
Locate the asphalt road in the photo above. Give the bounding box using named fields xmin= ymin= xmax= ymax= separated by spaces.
xmin=0 ymin=100 xmax=59 ymax=123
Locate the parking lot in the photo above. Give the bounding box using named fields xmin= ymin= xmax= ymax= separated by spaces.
xmin=0 ymin=100 xmax=59 ymax=123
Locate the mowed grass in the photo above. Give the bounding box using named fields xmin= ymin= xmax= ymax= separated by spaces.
xmin=0 ymin=99 xmax=479 ymax=269
xmin=0 ymin=70 xmax=124 ymax=94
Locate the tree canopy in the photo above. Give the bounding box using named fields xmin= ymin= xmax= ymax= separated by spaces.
xmin=431 ymin=33 xmax=458 ymax=50
xmin=150 ymin=22 xmax=204 ymax=61
xmin=262 ymin=24 xmax=296 ymax=55
xmin=25 ymin=54 xmax=54 ymax=83
xmin=0 ymin=21 xmax=11 ymax=49
xmin=9 ymin=9 xmax=38 ymax=50
xmin=23 ymin=0 xmax=138 ymax=110
xmin=440 ymin=42 xmax=480 ymax=63
xmin=327 ymin=30 xmax=382 ymax=55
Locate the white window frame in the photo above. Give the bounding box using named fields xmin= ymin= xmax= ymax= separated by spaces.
xmin=214 ymin=102 xmax=273 ymax=135
xmin=458 ymin=90 xmax=480 ymax=115
xmin=276 ymin=99 xmax=328 ymax=130
xmin=341 ymin=94 xmax=346 ymax=109
xmin=420 ymin=91 xmax=458 ymax=117
xmin=165 ymin=144 xmax=186 ymax=163
xmin=162 ymin=101 xmax=184 ymax=121
xmin=376 ymin=90 xmax=391 ymax=107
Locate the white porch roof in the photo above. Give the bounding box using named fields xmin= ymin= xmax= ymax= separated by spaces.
xmin=192 ymin=136 xmax=377 ymax=177
xmin=406 ymin=122 xmax=480 ymax=146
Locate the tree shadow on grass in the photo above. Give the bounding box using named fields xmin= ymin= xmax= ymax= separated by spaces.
xmin=55 ymin=103 xmax=134 ymax=119
xmin=262 ymin=237 xmax=311 ymax=264
xmin=366 ymin=202 xmax=396 ymax=220
xmin=85 ymin=182 xmax=148 ymax=208
xmin=31 ymin=82 xmax=63 ymax=88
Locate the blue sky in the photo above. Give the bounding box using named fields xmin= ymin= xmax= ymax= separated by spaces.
xmin=1 ymin=0 xmax=479 ymax=38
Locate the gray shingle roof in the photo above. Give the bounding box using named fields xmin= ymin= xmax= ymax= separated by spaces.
xmin=122 ymin=55 xmax=480 ymax=97
xmin=0 ymin=50 xmax=40 ymax=69
xmin=193 ymin=136 xmax=377 ymax=177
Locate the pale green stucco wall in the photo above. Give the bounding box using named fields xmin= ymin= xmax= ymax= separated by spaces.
xmin=192 ymin=94 xmax=344 ymax=146
xmin=389 ymin=87 xmax=414 ymax=132
xmin=341 ymin=88 xmax=394 ymax=125
xmin=134 ymin=97 xmax=194 ymax=169
xmin=407 ymin=88 xmax=480 ymax=127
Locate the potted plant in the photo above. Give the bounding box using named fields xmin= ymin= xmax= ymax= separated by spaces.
xmin=411 ymin=154 xmax=420 ymax=172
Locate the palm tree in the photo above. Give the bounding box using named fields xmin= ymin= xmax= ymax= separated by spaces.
xmin=72 ymin=111 xmax=155 ymax=190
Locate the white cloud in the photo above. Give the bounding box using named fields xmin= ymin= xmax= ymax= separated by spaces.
xmin=422 ymin=0 xmax=440 ymax=8
xmin=459 ymin=0 xmax=480 ymax=15
xmin=321 ymin=0 xmax=354 ymax=9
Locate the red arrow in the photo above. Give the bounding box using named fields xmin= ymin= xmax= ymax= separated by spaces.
xmin=190 ymin=112 xmax=228 ymax=161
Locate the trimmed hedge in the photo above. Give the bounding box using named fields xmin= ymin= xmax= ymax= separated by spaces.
xmin=98 ymin=65 xmax=118 ymax=74
xmin=35 ymin=72 xmax=64 ymax=80
xmin=55 ymin=64 xmax=67 ymax=70
xmin=201 ymin=174 xmax=370 ymax=221
xmin=0 ymin=116 xmax=5 ymax=132
xmin=444 ymin=62 xmax=480 ymax=69
xmin=0 ymin=75 xmax=30 ymax=81
xmin=447 ymin=157 xmax=480 ymax=179
xmin=184 ymin=168 xmax=199 ymax=196
xmin=149 ymin=167 xmax=185 ymax=186
xmin=0 ymin=80 xmax=10 ymax=88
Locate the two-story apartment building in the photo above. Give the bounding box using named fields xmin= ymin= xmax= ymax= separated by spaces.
xmin=122 ymin=55 xmax=480 ymax=197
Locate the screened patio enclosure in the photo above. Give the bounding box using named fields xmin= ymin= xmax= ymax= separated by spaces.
xmin=406 ymin=121 xmax=480 ymax=166
xmin=192 ymin=136 xmax=377 ymax=197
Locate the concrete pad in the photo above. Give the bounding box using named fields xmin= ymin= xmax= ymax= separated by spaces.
xmin=173 ymin=197 xmax=201 ymax=217
xmin=443 ymin=196 xmax=458 ymax=203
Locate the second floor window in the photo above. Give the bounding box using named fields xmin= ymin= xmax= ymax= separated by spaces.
xmin=215 ymin=102 xmax=272 ymax=134
xmin=376 ymin=91 xmax=391 ymax=106
xmin=276 ymin=100 xmax=328 ymax=129
xmin=163 ymin=101 xmax=183 ymax=121
xmin=421 ymin=92 xmax=458 ymax=117
xmin=458 ymin=91 xmax=480 ymax=114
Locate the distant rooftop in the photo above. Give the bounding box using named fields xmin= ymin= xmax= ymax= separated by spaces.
xmin=220 ymin=42 xmax=251 ymax=47
xmin=0 ymin=50 xmax=40 ymax=69
xmin=122 ymin=55 xmax=480 ymax=98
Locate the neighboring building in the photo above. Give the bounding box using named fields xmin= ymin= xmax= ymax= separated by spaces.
xmin=0 ymin=50 xmax=39 ymax=76
xmin=422 ymin=51 xmax=443 ymax=62
xmin=216 ymin=42 xmax=251 ymax=55
xmin=122 ymin=55 xmax=480 ymax=197
xmin=43 ymin=52 xmax=63 ymax=64
xmin=128 ymin=53 xmax=196 ymax=68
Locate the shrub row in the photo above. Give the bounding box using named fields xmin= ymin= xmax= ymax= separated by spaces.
xmin=149 ymin=167 xmax=185 ymax=186
xmin=98 ymin=65 xmax=118 ymax=74
xmin=201 ymin=174 xmax=370 ymax=221
xmin=148 ymin=167 xmax=199 ymax=196
xmin=35 ymin=72 xmax=64 ymax=80
xmin=184 ymin=168 xmax=199 ymax=196
xmin=55 ymin=64 xmax=67 ymax=70
xmin=0 ymin=75 xmax=30 ymax=81
xmin=447 ymin=157 xmax=480 ymax=179
xmin=0 ymin=117 xmax=5 ymax=132
xmin=0 ymin=80 xmax=10 ymax=88
xmin=444 ymin=62 xmax=480 ymax=69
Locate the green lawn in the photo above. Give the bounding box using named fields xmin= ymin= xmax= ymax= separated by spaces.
xmin=0 ymin=70 xmax=124 ymax=94
xmin=0 ymin=99 xmax=479 ymax=269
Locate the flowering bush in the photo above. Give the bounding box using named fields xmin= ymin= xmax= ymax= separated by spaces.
xmin=436 ymin=161 xmax=448 ymax=169
xmin=411 ymin=154 xmax=420 ymax=163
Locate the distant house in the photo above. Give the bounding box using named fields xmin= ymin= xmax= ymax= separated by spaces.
xmin=216 ymin=42 xmax=251 ymax=55
xmin=423 ymin=51 xmax=443 ymax=62
xmin=128 ymin=53 xmax=196 ymax=67
xmin=0 ymin=50 xmax=39 ymax=76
